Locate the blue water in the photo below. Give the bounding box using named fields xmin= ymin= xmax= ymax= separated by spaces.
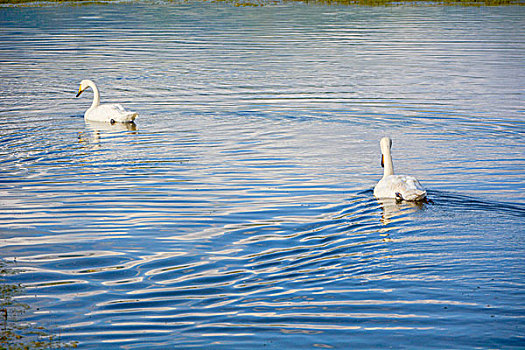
xmin=0 ymin=2 xmax=524 ymax=349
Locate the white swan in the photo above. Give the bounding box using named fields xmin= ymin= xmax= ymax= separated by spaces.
xmin=373 ymin=137 xmax=427 ymax=202
xmin=76 ymin=79 xmax=137 ymax=124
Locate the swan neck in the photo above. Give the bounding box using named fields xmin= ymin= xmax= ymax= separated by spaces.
xmin=382 ymin=149 xmax=394 ymax=177
xmin=89 ymin=82 xmax=100 ymax=109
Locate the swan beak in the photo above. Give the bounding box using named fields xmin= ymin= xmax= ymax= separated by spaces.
xmin=76 ymin=87 xmax=83 ymax=97
xmin=381 ymin=154 xmax=384 ymax=168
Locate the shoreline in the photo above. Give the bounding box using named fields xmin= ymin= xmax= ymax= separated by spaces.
xmin=1 ymin=0 xmax=523 ymax=6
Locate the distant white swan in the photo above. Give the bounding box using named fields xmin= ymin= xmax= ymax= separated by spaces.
xmin=373 ymin=137 xmax=427 ymax=202
xmin=76 ymin=79 xmax=137 ymax=124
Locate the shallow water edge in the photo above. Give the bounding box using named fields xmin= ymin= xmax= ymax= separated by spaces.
xmin=1 ymin=0 xmax=523 ymax=6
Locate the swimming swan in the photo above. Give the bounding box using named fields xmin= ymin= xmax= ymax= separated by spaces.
xmin=76 ymin=79 xmax=138 ymax=124
xmin=373 ymin=137 xmax=427 ymax=202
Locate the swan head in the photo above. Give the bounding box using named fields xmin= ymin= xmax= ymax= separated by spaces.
xmin=76 ymin=79 xmax=95 ymax=97
xmin=380 ymin=137 xmax=392 ymax=152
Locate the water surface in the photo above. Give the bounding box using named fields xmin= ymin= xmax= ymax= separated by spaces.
xmin=0 ymin=2 xmax=524 ymax=349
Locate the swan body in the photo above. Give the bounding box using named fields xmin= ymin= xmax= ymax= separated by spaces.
xmin=373 ymin=137 xmax=427 ymax=202
xmin=76 ymin=79 xmax=137 ymax=123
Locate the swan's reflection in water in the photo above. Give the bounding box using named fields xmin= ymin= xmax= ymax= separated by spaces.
xmin=377 ymin=198 xmax=426 ymax=225
xmin=79 ymin=120 xmax=137 ymax=146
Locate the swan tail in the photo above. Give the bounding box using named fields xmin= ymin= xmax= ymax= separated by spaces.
xmin=115 ymin=112 xmax=138 ymax=123
xmin=403 ymin=189 xmax=427 ymax=202
xmin=126 ymin=112 xmax=138 ymax=122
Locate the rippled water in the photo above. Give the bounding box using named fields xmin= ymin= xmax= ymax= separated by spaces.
xmin=1 ymin=2 xmax=524 ymax=349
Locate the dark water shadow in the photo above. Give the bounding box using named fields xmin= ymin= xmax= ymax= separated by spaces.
xmin=428 ymin=190 xmax=525 ymax=218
